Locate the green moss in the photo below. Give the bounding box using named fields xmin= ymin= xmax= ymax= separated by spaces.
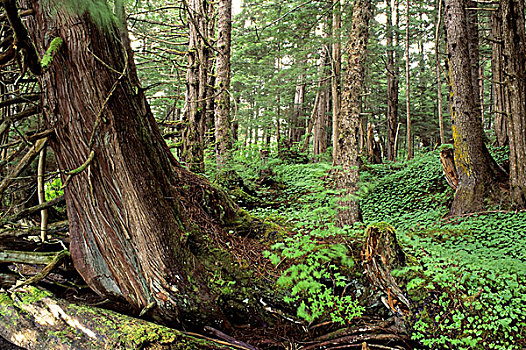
xmin=40 ymin=37 xmax=64 ymax=71
xmin=0 ymin=292 xmax=12 ymax=306
xmin=15 ymin=286 xmax=53 ymax=304
xmin=367 ymin=221 xmax=395 ymax=233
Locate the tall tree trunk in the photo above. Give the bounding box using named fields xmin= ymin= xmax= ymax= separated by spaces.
xmin=22 ymin=0 xmax=259 ymax=328
xmin=336 ymin=0 xmax=372 ymax=225
xmin=205 ymin=2 xmax=216 ymax=147
xmin=289 ymin=73 xmax=306 ymax=145
xmin=386 ymin=0 xmax=399 ymax=161
xmin=182 ymin=0 xmax=211 ymax=173
xmin=405 ymin=0 xmax=412 ymax=160
xmin=500 ymin=0 xmax=526 ymax=207
xmin=467 ymin=0 xmax=481 ymax=117
xmin=436 ymin=0 xmax=446 ymax=144
xmin=332 ymin=0 xmax=342 ymax=165
xmin=313 ymin=46 xmax=330 ymax=157
xmin=214 ymin=0 xmax=233 ymax=168
xmin=491 ymin=10 xmax=508 ymax=147
xmin=444 ymin=0 xmax=506 ymax=215
xmin=313 ymin=87 xmax=329 ymax=157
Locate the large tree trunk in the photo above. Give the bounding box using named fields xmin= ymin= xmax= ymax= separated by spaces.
xmin=444 ymin=0 xmax=506 ymax=215
xmin=335 ymin=0 xmax=372 ymax=225
xmin=214 ymin=0 xmax=233 ymax=168
xmin=22 ymin=0 xmax=257 ymax=328
xmin=500 ymin=0 xmax=526 ymax=208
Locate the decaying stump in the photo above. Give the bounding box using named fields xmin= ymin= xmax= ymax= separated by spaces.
xmin=366 ymin=123 xmax=382 ymax=164
xmin=439 ymin=147 xmax=459 ymax=190
xmin=362 ymin=224 xmax=411 ymax=316
xmin=0 ymin=286 xmax=239 ymax=350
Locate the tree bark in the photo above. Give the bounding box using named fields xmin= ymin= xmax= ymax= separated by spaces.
xmin=444 ymin=0 xmax=506 ymax=215
xmin=214 ymin=0 xmax=233 ymax=168
xmin=22 ymin=0 xmax=260 ymax=328
xmin=500 ymin=0 xmax=526 ymax=207
xmin=336 ymin=0 xmax=372 ymax=225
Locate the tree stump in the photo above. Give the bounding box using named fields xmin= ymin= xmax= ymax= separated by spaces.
xmin=362 ymin=224 xmax=410 ymax=316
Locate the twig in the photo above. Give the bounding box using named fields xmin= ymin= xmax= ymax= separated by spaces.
xmin=37 ymin=145 xmax=48 ymax=242
xmin=0 ymin=137 xmax=47 ymax=198
xmin=204 ymin=326 xmax=259 ymax=350
xmin=11 ymin=250 xmax=70 ymax=291
xmin=61 ymin=150 xmax=95 ymax=189
xmin=0 ymin=195 xmax=65 ymax=227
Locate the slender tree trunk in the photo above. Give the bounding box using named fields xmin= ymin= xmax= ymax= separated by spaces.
xmin=214 ymin=0 xmax=233 ymax=168
xmin=332 ymin=0 xmax=342 ymax=165
xmin=436 ymin=0 xmax=446 ymax=144
xmin=290 ymin=73 xmax=306 ymax=145
xmin=444 ymin=0 xmax=506 ymax=215
xmin=336 ymin=0 xmax=372 ymax=225
xmin=500 ymin=0 xmax=526 ymax=207
xmin=491 ymin=10 xmax=509 ymax=146
xmin=405 ymin=0 xmax=412 ymax=160
xmin=313 ymin=46 xmax=330 ymax=157
xmin=37 ymin=145 xmax=48 ymax=242
xmin=22 ymin=0 xmax=262 ymax=328
xmin=386 ymin=0 xmax=399 ymax=161
xmin=182 ymin=0 xmax=211 ymax=173
xmin=302 ymin=90 xmax=320 ymax=153
xmin=205 ymin=3 xmax=216 ymax=147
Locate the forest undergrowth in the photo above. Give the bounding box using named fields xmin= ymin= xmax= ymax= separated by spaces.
xmin=210 ymin=145 xmax=526 ymax=350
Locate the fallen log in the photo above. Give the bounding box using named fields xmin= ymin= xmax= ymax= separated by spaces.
xmin=0 ymin=286 xmax=242 ymax=349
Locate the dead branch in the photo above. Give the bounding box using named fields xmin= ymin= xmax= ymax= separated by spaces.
xmin=0 ymin=194 xmax=64 ymax=227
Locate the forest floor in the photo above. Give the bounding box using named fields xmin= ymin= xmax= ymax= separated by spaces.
xmin=215 ymin=146 xmax=525 ymax=349
xmin=0 ymin=148 xmax=524 ymax=349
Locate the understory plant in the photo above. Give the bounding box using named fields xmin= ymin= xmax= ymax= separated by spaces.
xmin=362 ymin=150 xmax=526 ymax=349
